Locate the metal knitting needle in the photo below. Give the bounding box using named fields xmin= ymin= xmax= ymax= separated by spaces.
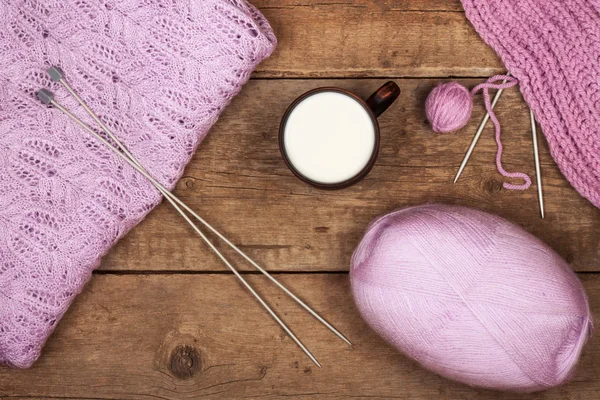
xmin=454 ymin=75 xmax=510 ymax=183
xmin=47 ymin=67 xmax=351 ymax=347
xmin=47 ymin=66 xmax=351 ymax=347
xmin=530 ymin=110 xmax=545 ymax=218
xmin=37 ymin=89 xmax=322 ymax=368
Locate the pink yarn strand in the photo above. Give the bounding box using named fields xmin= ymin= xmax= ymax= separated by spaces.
xmin=471 ymin=75 xmax=532 ymax=190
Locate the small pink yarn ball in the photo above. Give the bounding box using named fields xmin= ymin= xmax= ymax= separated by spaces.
xmin=425 ymin=82 xmax=473 ymax=133
xmin=350 ymin=204 xmax=592 ymax=392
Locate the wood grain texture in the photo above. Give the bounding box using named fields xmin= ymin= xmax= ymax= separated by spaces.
xmin=255 ymin=0 xmax=463 ymax=11
xmin=102 ymin=79 xmax=600 ymax=273
xmin=251 ymin=1 xmax=502 ymax=77
xmin=0 ymin=274 xmax=598 ymax=400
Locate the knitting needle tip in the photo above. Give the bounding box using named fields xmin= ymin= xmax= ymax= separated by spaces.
xmin=453 ymin=74 xmax=510 ymax=183
xmin=530 ymin=110 xmax=545 ymax=219
xmin=313 ymin=357 xmax=323 ymax=368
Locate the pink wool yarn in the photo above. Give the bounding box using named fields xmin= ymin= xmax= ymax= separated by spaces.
xmin=425 ymin=82 xmax=473 ymax=133
xmin=425 ymin=77 xmax=531 ymax=191
xmin=460 ymin=0 xmax=600 ymax=208
xmin=0 ymin=0 xmax=276 ymax=368
xmin=351 ymin=204 xmax=592 ymax=392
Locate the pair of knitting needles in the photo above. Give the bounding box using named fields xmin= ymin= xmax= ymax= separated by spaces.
xmin=37 ymin=66 xmax=351 ymax=367
xmin=453 ymin=75 xmax=545 ymax=218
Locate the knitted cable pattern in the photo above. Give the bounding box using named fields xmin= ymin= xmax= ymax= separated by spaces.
xmin=0 ymin=0 xmax=276 ymax=368
xmin=461 ymin=0 xmax=600 ymax=208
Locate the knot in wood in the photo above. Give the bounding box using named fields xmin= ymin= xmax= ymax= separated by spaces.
xmin=169 ymin=345 xmax=201 ymax=379
xmin=484 ymin=178 xmax=503 ymax=194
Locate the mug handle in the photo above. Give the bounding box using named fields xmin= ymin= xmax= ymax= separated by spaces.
xmin=366 ymin=81 xmax=401 ymax=118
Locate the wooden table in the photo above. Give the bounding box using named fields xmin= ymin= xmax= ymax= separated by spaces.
xmin=1 ymin=1 xmax=599 ymax=399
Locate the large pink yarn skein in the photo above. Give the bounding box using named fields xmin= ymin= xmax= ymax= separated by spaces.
xmin=350 ymin=204 xmax=592 ymax=392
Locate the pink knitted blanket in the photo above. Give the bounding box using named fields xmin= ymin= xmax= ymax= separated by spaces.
xmin=461 ymin=0 xmax=600 ymax=209
xmin=0 ymin=0 xmax=276 ymax=368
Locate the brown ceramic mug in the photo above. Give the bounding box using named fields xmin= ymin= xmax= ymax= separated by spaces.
xmin=279 ymin=82 xmax=400 ymax=189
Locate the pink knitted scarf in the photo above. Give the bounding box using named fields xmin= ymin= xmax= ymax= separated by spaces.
xmin=0 ymin=0 xmax=275 ymax=368
xmin=461 ymin=0 xmax=600 ymax=208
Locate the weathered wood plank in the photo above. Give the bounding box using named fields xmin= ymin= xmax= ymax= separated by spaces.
xmin=102 ymin=79 xmax=600 ymax=273
xmin=250 ymin=1 xmax=501 ymax=77
xmin=254 ymin=0 xmax=463 ymax=12
xmin=0 ymin=274 xmax=598 ymax=399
